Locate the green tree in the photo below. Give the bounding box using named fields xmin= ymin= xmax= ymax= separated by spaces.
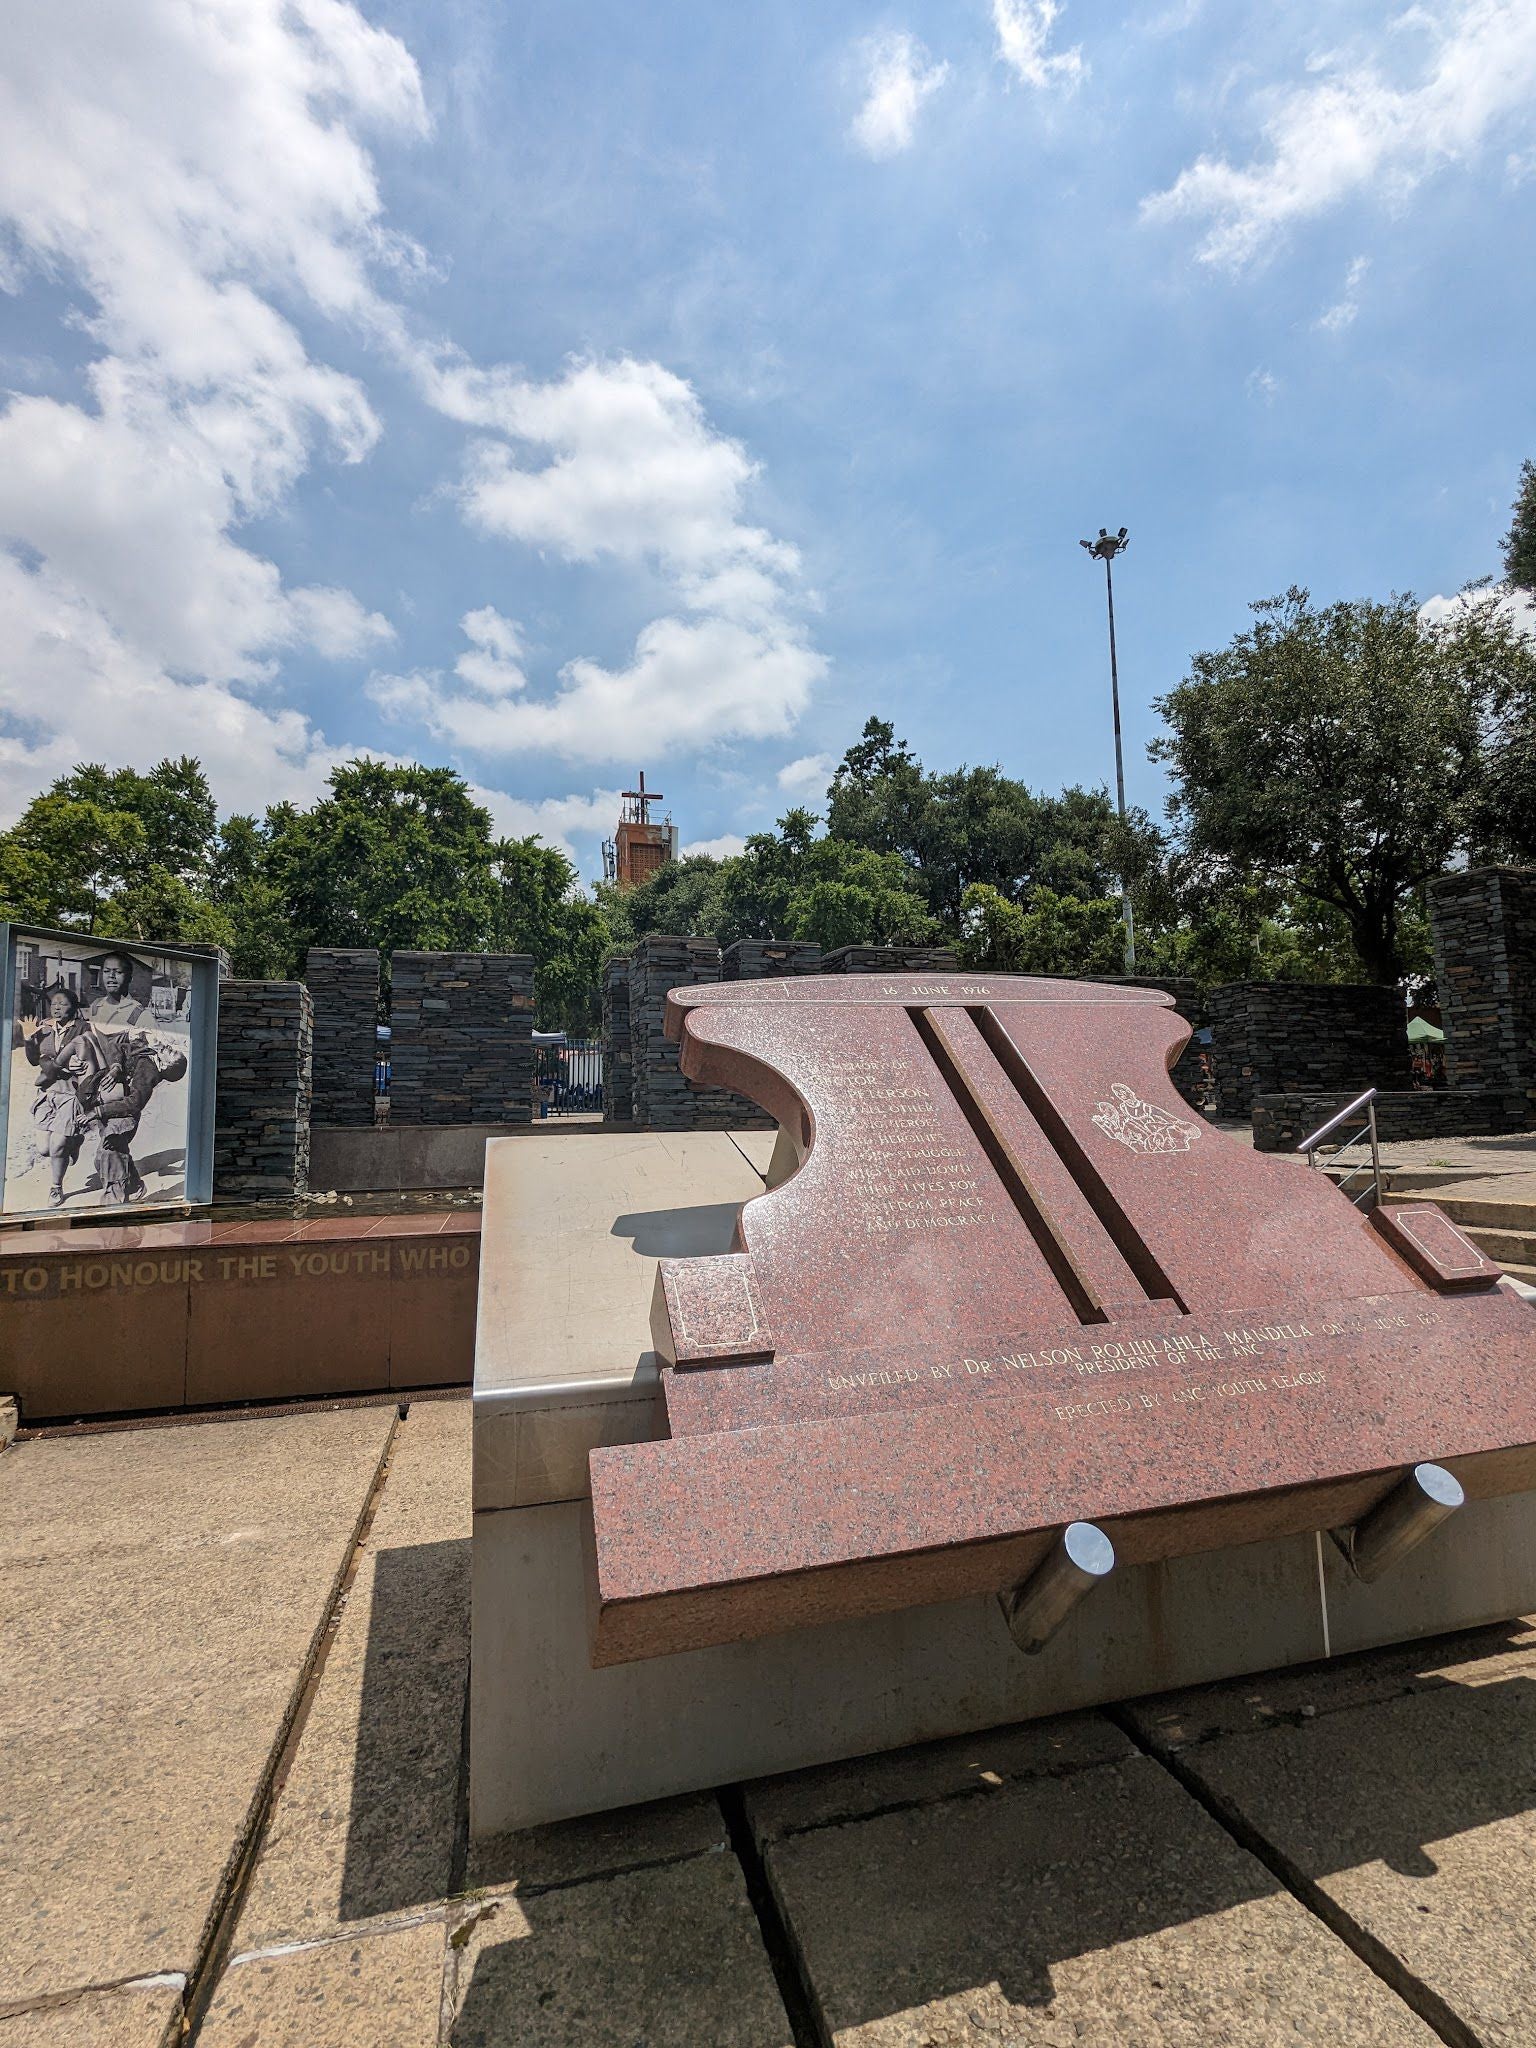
xmin=1150 ymin=588 xmax=1521 ymax=985
xmin=718 ymin=808 xmax=939 ymax=946
xmin=595 ymin=855 xmax=731 ymax=948
xmin=0 ymin=794 xmax=146 ymax=929
xmin=208 ymin=813 xmax=300 ymax=978
xmin=826 ymin=716 xmax=1163 ymax=927
xmin=0 ymin=757 xmax=224 ymax=937
xmin=958 ymin=883 xmax=1124 ymax=975
xmin=265 ymin=762 xmax=505 ymax=960
xmin=495 ymin=836 xmax=612 ymax=1033
xmin=1504 ymin=458 xmax=1536 ymax=593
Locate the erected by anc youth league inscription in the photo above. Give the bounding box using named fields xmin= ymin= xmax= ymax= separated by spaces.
xmin=586 ymin=974 xmax=1535 ymax=1664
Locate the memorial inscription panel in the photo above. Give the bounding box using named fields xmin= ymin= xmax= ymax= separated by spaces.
xmin=587 ymin=974 xmax=1536 ymax=1665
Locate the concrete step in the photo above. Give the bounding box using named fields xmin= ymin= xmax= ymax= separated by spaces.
xmin=1462 ymin=1225 xmax=1536 ymax=1268
xmin=1387 ymin=1188 xmax=1536 ymax=1233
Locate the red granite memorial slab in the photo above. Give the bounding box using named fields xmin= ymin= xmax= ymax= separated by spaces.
xmin=585 ymin=973 xmax=1536 ymax=1665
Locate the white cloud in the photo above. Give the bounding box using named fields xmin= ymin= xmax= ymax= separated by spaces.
xmin=1143 ymin=0 xmax=1536 ymax=269
xmin=454 ymin=607 xmax=527 ymax=696
xmin=1419 ymin=585 xmax=1536 ymax=639
xmin=1316 ymin=254 xmax=1371 ymax=332
xmin=851 ymin=32 xmax=950 ymax=159
xmin=777 ymin=752 xmax=836 ymax=794
xmin=470 ymin=782 xmax=622 ymax=864
xmin=0 ymin=550 xmax=354 ymax=822
xmin=371 ymin=609 xmax=826 ymax=766
xmin=1245 ymin=367 xmax=1281 ymax=403
xmin=992 ymin=0 xmax=1084 ymax=91
xmin=438 ymin=357 xmax=798 ymax=587
xmin=0 ymin=0 xmax=828 ymax=823
xmin=681 ymin=832 xmax=747 ymax=860
xmin=376 ymin=353 xmax=826 ymax=764
xmin=0 ymin=0 xmax=420 ymax=814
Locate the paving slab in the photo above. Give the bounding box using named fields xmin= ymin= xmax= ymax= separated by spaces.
xmin=448 ymin=1851 xmax=791 ymax=2048
xmin=467 ymin=1790 xmax=728 ymax=1894
xmin=236 ymin=1399 xmax=472 ymax=1948
xmin=0 ymin=1407 xmax=394 ymax=2009
xmin=1140 ymin=1657 xmax=1536 ymax=2047
xmin=763 ymin=1752 xmax=1437 ymax=2046
xmin=200 ymin=1918 xmax=446 ymax=2047
xmin=0 ymin=1982 xmax=182 ymax=2048
xmin=1127 ymin=1617 xmax=1536 ymax=1750
xmin=745 ymin=1711 xmax=1132 ymax=1845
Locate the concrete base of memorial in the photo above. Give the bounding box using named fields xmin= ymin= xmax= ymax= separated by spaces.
xmin=0 ymin=1211 xmax=478 ymax=1420
xmin=311 ymin=1118 xmax=616 ymax=1193
xmin=470 ymin=1128 xmax=1536 ymax=1836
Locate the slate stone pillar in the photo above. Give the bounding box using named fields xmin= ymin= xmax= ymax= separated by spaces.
xmin=720 ymin=940 xmax=823 ymax=980
xmin=602 ymin=955 xmax=633 ymax=1123
xmin=213 ymin=981 xmax=312 ymax=1201
xmin=629 ymin=935 xmax=769 ymax=1130
xmin=1205 ymin=982 xmax=1410 ymax=1120
xmin=305 ymin=946 xmax=380 ymax=1127
xmin=183 ymin=943 xmax=233 ymax=981
xmin=387 ymin=952 xmax=534 ymax=1126
xmin=1429 ymin=867 xmax=1536 ymax=1120
xmin=819 ymin=944 xmax=961 ymax=974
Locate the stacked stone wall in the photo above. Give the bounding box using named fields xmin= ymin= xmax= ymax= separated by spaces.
xmin=184 ymin=944 xmax=233 ymax=981
xmin=720 ymin=940 xmax=824 ymax=980
xmin=629 ymin=935 xmax=770 ymax=1130
xmin=1429 ymin=867 xmax=1536 ymax=1120
xmin=1252 ymin=1089 xmax=1530 ymax=1153
xmin=213 ymin=981 xmax=312 ymax=1200
xmin=387 ymin=952 xmax=533 ymax=1126
xmin=819 ymin=945 xmax=961 ymax=975
xmin=1207 ymin=982 xmax=1410 ymax=1120
xmin=305 ymin=946 xmax=380 ymax=1127
xmin=602 ymin=955 xmax=633 ymax=1123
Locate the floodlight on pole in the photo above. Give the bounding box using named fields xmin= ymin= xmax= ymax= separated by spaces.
xmin=1078 ymin=525 xmax=1136 ymax=973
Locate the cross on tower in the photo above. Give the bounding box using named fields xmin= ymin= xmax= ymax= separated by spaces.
xmin=621 ymin=771 xmax=664 ymax=825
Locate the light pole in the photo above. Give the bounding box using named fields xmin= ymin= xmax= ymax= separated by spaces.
xmin=1079 ymin=525 xmax=1136 ymax=973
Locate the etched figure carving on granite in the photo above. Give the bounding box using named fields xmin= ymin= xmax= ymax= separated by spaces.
xmin=1090 ymin=1083 xmax=1200 ymax=1155
xmin=587 ymin=974 xmax=1536 ymax=1666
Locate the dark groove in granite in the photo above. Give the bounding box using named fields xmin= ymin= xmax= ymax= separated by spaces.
xmin=970 ymin=1004 xmax=1186 ymax=1309
xmin=909 ymin=1006 xmax=1104 ymax=1323
xmin=1109 ymin=1702 xmax=1479 ymax=2048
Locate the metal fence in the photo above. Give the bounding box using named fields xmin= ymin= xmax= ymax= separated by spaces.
xmin=535 ymin=1038 xmax=604 ymax=1116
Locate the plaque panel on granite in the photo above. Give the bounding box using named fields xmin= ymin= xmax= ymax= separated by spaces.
xmin=587 ymin=973 xmax=1536 ymax=1664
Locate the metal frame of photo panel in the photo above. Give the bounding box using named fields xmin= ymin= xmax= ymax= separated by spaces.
xmin=0 ymin=923 xmax=220 ymax=1221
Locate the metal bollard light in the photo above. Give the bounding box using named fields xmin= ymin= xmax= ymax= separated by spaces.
xmin=1332 ymin=1463 xmax=1465 ymax=1584
xmin=999 ymin=1522 xmax=1116 ymax=1655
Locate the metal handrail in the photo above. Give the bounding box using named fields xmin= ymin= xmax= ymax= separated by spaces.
xmin=1297 ymin=1087 xmax=1382 ymax=1210
xmin=1297 ymin=1087 xmax=1378 ymax=1152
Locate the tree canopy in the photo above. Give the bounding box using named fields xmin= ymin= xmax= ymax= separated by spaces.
xmin=1504 ymin=458 xmax=1536 ymax=594
xmin=5 ymin=540 xmax=1534 ymax=1025
xmin=0 ymin=757 xmax=610 ymax=1031
xmin=1150 ymin=586 xmax=1536 ymax=985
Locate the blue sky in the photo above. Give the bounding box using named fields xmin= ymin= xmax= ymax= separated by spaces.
xmin=1 ymin=0 xmax=1532 ymax=877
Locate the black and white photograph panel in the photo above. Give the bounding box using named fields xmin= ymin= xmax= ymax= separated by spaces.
xmin=5 ymin=936 xmax=195 ymax=1215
